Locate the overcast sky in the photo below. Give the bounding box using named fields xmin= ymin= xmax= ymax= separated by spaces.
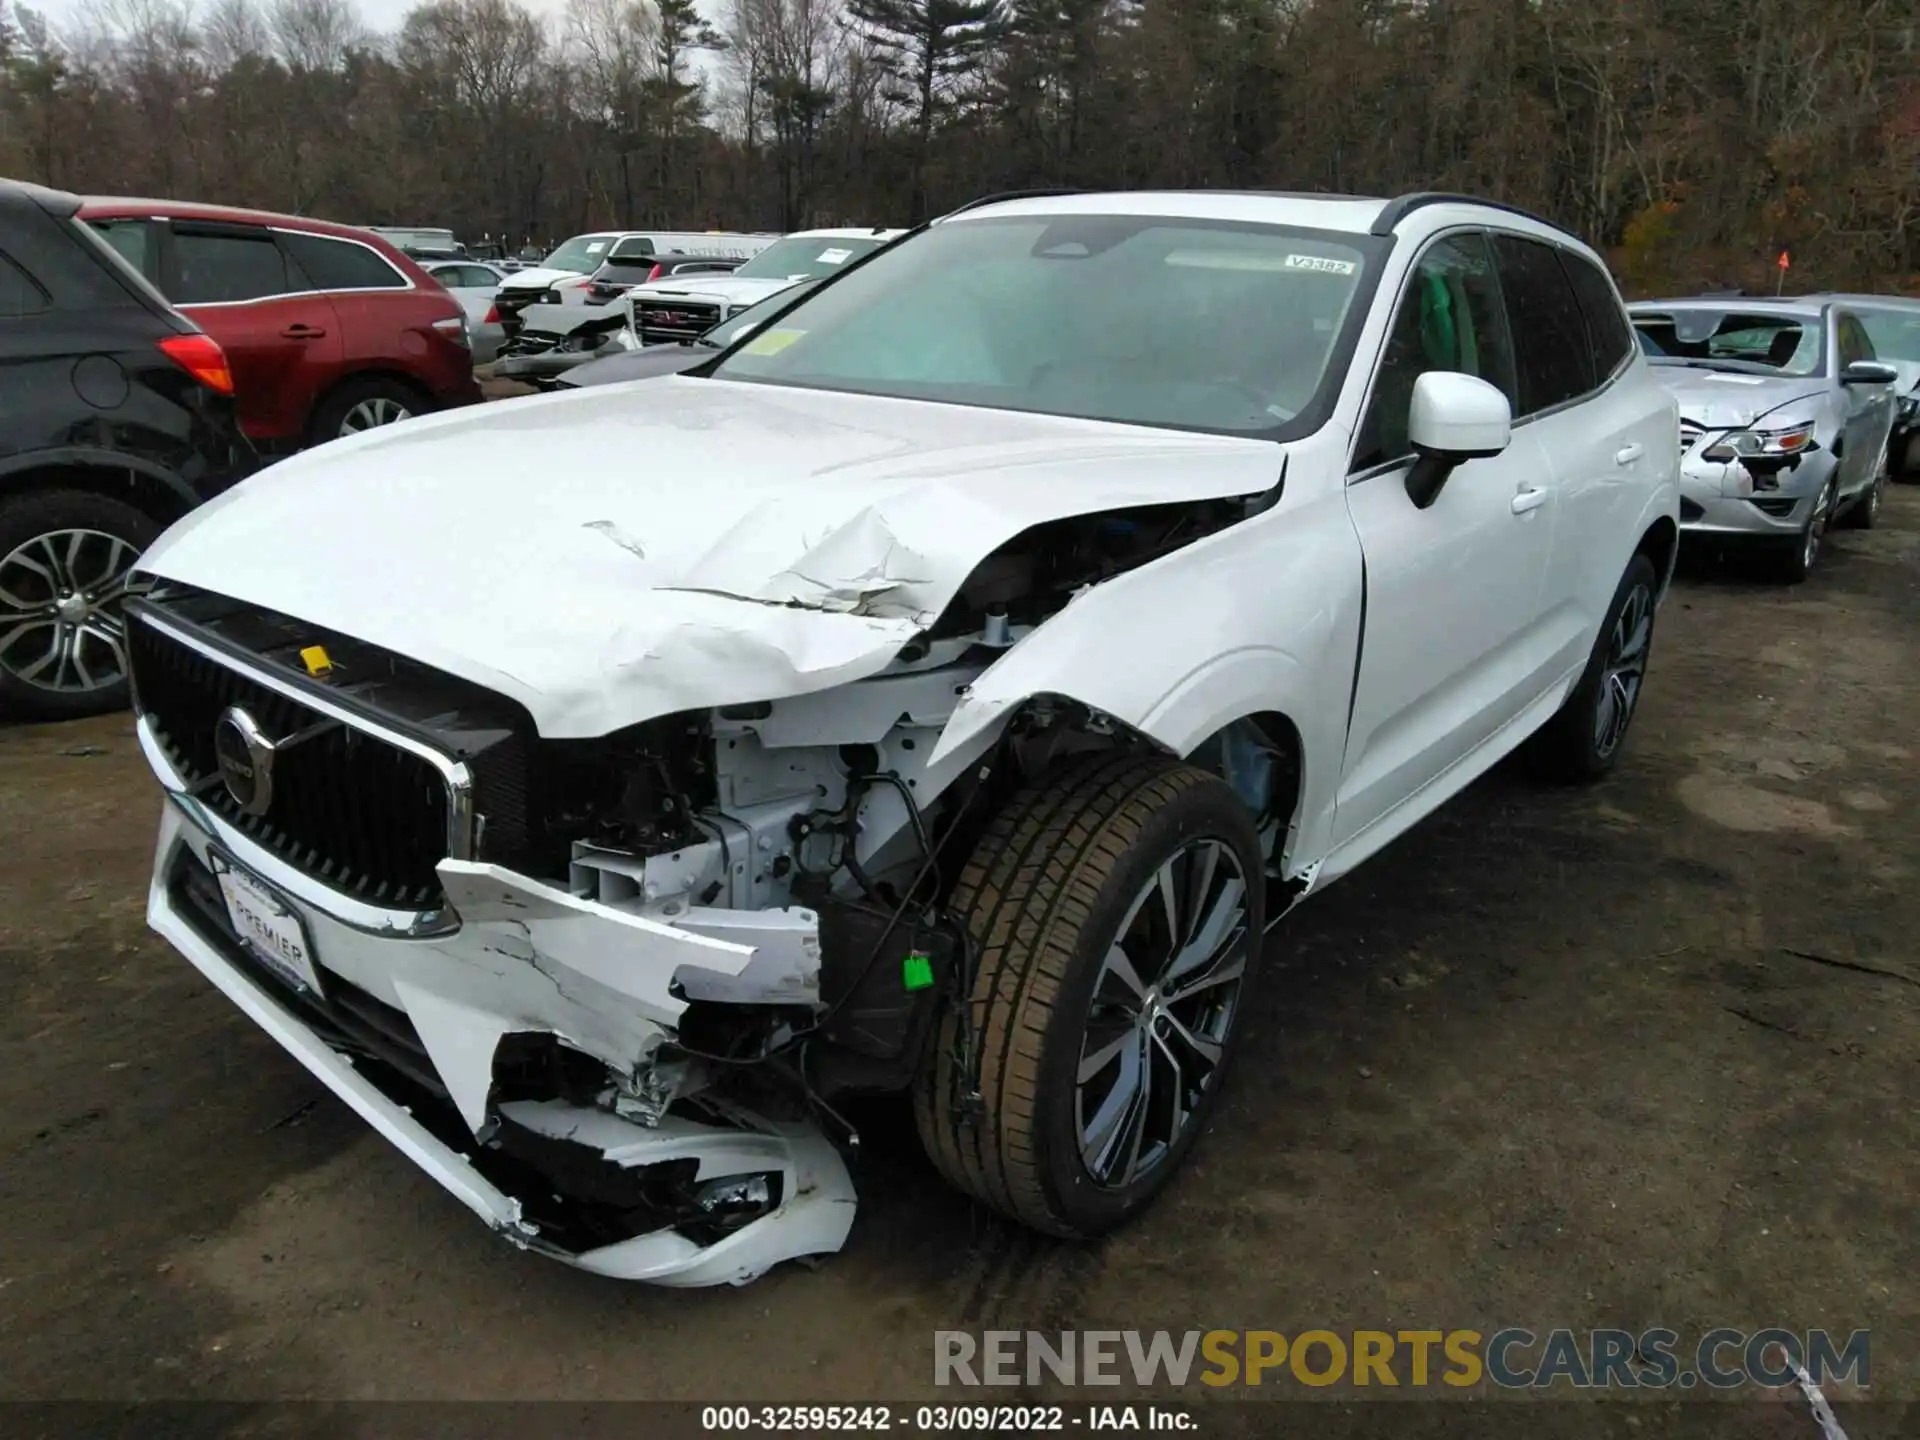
xmin=22 ymin=0 xmax=674 ymax=41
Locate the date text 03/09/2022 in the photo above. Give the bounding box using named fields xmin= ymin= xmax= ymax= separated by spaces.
xmin=699 ymin=1404 xmax=1197 ymax=1432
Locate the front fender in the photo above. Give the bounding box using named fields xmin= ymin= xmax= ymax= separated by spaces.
xmin=0 ymin=445 xmax=201 ymax=513
xmin=928 ymin=482 xmax=1363 ymax=874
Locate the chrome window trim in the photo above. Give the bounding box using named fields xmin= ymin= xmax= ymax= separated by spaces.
xmin=131 ymin=605 xmax=475 ymax=892
xmin=1346 ymin=223 xmax=1634 ymax=483
xmin=160 ymin=223 xmax=417 ymax=307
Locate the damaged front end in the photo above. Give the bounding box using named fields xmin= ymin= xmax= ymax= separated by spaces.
xmin=123 ymin=388 xmax=1291 ymax=1284
xmin=490 ymin=301 xmax=640 ymax=390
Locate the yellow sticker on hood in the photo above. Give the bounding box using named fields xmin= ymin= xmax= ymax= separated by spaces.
xmin=742 ymin=328 xmax=805 ymax=356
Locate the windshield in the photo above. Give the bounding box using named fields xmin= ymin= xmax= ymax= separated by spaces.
xmin=1630 ymin=310 xmax=1824 ymax=377
xmin=732 ymin=234 xmax=889 ymax=281
xmin=1856 ymin=308 xmax=1920 ymax=365
xmin=712 ymin=215 xmax=1374 ymax=434
xmin=700 ymin=280 xmax=824 ymax=346
xmin=543 ymin=234 xmax=622 ymax=274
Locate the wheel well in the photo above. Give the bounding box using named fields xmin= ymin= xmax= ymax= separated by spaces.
xmin=1187 ymin=710 xmax=1304 ymax=867
xmin=1636 ymin=515 xmax=1679 ymax=594
xmin=309 ymin=368 xmax=434 ymax=428
xmin=956 ymin=696 xmax=1306 ymax=866
xmin=1 ymin=462 xmax=192 ymax=527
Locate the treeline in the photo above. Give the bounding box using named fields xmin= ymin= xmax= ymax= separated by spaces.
xmin=1 ymin=0 xmax=1916 ymax=295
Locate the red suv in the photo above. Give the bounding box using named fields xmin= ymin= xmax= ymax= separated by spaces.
xmin=79 ymin=199 xmax=481 ymax=451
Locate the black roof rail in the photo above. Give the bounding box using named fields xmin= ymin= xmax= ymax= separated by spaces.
xmin=940 ymin=188 xmax=1086 ymax=219
xmin=1369 ymin=191 xmax=1558 ymax=237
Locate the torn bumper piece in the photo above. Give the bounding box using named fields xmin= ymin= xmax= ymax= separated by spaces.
xmin=142 ymin=790 xmax=855 ymax=1287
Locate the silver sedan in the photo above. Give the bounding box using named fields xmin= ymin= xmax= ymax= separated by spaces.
xmin=424 ymin=260 xmax=508 ymax=365
xmin=1628 ymin=297 xmax=1898 ymax=581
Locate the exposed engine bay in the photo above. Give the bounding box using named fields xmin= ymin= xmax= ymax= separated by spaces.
xmin=523 ymin=496 xmax=1286 ymax=1101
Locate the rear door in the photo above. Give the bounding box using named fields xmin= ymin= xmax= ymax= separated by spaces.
xmin=1505 ymin=236 xmax=1662 ymax=676
xmin=160 ymin=219 xmax=341 ymax=442
xmin=275 ymin=229 xmax=416 ymax=373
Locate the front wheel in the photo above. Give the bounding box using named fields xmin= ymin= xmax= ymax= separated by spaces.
xmin=1529 ymin=552 xmax=1659 ymax=783
xmin=913 ymin=753 xmax=1265 ymax=1237
xmin=1771 ymin=475 xmax=1837 ymax=583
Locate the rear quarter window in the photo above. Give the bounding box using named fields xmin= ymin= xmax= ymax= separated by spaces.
xmin=0 ymin=251 xmax=52 ymax=318
xmin=281 ymin=232 xmax=409 ymax=292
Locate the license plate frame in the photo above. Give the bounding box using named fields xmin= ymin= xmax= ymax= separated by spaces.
xmin=208 ymin=850 xmax=324 ymax=996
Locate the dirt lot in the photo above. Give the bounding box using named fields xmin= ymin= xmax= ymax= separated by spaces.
xmin=2 ymin=491 xmax=1917 ymax=1432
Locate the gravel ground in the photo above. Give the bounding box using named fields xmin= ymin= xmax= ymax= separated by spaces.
xmin=1 ymin=485 xmax=1916 ymax=1435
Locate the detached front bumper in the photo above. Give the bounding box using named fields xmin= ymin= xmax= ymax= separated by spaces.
xmin=1677 ymin=448 xmax=1834 ymax=539
xmin=139 ymin=721 xmax=854 ymax=1287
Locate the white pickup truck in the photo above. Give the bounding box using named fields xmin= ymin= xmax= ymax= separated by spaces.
xmin=122 ymin=189 xmax=1678 ymax=1287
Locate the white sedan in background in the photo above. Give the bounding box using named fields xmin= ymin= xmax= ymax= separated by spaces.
xmin=424 ymin=260 xmax=508 ymax=364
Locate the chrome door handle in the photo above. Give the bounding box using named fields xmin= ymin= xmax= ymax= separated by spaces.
xmin=1615 ymin=443 xmax=1645 ymax=465
xmin=1512 ymin=486 xmax=1550 ymax=515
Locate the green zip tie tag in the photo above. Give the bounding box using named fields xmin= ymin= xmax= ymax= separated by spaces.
xmin=902 ymin=952 xmax=935 ymax=992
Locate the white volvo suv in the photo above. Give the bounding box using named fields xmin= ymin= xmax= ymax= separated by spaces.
xmin=124 ymin=190 xmax=1680 ymax=1286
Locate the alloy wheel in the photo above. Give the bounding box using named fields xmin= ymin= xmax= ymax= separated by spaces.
xmin=340 ymin=397 xmax=413 ymax=434
xmin=0 ymin=528 xmax=140 ymax=695
xmin=1592 ymin=580 xmax=1653 ymax=760
xmin=1075 ymin=837 xmax=1251 ymax=1189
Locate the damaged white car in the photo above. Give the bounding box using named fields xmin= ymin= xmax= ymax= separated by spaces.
xmin=126 ymin=190 xmax=1679 ymax=1286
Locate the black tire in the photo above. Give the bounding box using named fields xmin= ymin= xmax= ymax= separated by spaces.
xmin=0 ymin=487 xmax=161 ymax=722
xmin=1893 ymin=429 xmax=1920 ymax=483
xmin=1529 ymin=552 xmax=1659 ymax=783
xmin=1769 ymin=474 xmax=1837 ymax=584
xmin=306 ymin=376 xmax=425 ymax=447
xmin=912 ymin=752 xmax=1265 ymax=1237
xmin=1838 ymin=456 xmax=1886 ymax=530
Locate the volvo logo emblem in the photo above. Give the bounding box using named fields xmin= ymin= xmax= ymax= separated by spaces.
xmin=213 ymin=706 xmax=277 ymax=817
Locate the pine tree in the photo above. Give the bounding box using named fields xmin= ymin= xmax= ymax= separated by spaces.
xmin=845 ymin=0 xmax=1007 ymax=219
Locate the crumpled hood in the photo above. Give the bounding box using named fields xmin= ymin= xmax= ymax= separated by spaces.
xmin=1648 ymin=367 xmax=1825 ymax=430
xmin=140 ymin=379 xmax=1283 ymax=737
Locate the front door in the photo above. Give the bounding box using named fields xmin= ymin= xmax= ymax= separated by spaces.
xmin=1335 ymin=230 xmax=1558 ymax=851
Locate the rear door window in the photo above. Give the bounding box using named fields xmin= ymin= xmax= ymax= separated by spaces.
xmin=1561 ymin=251 xmax=1633 ymax=382
xmin=169 ymin=226 xmax=288 ymax=303
xmin=279 ymin=232 xmax=408 ymax=292
xmin=1490 ymin=233 xmax=1595 ymax=415
xmin=0 ymin=251 xmax=52 ymax=318
xmin=88 ymin=219 xmax=155 ymax=279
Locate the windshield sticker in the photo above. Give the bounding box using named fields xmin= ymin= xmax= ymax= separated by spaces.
xmin=817 ymin=247 xmax=853 ymax=264
xmin=585 ymin=241 xmax=607 ymax=254
xmin=743 ymin=328 xmax=805 ymax=357
xmin=1283 ymin=254 xmax=1358 ymax=275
